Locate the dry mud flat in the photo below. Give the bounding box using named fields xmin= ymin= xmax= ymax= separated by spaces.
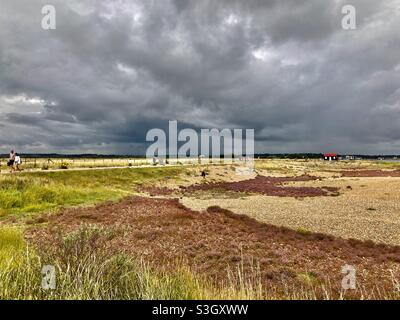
xmin=27 ymin=196 xmax=400 ymax=299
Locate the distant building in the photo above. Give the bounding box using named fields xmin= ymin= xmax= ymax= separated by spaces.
xmin=345 ymin=155 xmax=355 ymax=160
xmin=324 ymin=153 xmax=338 ymax=161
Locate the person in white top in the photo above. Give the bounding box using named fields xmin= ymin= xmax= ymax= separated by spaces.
xmin=14 ymin=153 xmax=22 ymax=171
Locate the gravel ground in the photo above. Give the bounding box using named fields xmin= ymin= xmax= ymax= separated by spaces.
xmin=181 ymin=176 xmax=400 ymax=245
xmin=27 ymin=196 xmax=400 ymax=299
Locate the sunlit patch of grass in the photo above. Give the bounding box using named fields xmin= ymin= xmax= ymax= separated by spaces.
xmin=0 ymin=227 xmax=25 ymax=269
xmin=0 ymin=227 xmax=23 ymax=250
xmin=296 ymin=227 xmax=312 ymax=235
xmin=0 ymin=167 xmax=185 ymax=218
xmin=296 ymin=272 xmax=320 ymax=287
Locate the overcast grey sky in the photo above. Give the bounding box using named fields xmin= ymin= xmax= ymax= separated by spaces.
xmin=1 ymin=0 xmax=399 ymax=154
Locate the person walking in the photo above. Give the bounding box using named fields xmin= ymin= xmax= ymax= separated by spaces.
xmin=14 ymin=153 xmax=22 ymax=171
xmin=7 ymin=150 xmax=16 ymax=172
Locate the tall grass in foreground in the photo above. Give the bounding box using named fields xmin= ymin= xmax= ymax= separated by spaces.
xmin=0 ymin=226 xmax=261 ymax=300
xmin=0 ymin=226 xmax=399 ymax=300
xmin=0 ymin=227 xmax=24 ymax=270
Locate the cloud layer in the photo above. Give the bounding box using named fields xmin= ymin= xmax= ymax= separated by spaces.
xmin=1 ymin=0 xmax=399 ymax=154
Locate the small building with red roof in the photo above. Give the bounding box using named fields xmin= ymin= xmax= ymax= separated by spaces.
xmin=324 ymin=153 xmax=338 ymax=161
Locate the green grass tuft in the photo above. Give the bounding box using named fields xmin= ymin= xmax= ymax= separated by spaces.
xmin=0 ymin=167 xmax=185 ymax=218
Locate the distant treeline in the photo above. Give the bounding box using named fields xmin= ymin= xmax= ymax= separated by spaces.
xmin=0 ymin=154 xmax=146 ymax=159
xmin=257 ymin=153 xmax=323 ymax=159
xmin=256 ymin=153 xmax=400 ymax=159
xmin=0 ymin=153 xmax=399 ymax=159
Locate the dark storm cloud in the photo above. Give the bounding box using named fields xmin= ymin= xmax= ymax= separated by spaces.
xmin=0 ymin=0 xmax=399 ymax=154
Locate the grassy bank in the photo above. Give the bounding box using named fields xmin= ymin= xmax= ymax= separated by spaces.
xmin=0 ymin=167 xmax=185 ymax=218
xmin=0 ymin=225 xmax=267 ymax=300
